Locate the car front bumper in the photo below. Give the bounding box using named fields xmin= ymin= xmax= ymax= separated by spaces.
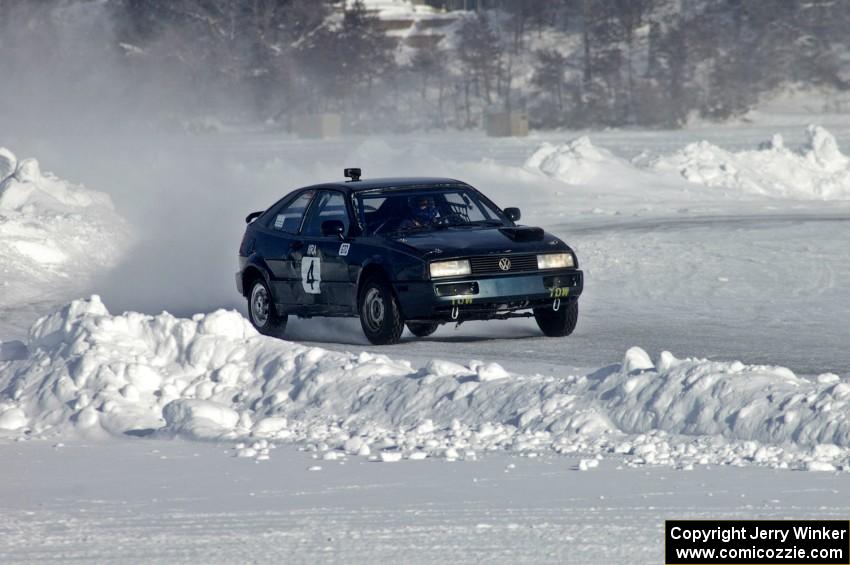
xmin=396 ymin=269 xmax=583 ymax=322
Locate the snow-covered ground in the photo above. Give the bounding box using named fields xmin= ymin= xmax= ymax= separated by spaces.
xmin=4 ymin=438 xmax=850 ymax=564
xmin=2 ymin=122 xmax=850 ymax=561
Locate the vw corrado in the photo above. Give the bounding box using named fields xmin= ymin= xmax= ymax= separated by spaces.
xmin=236 ymin=169 xmax=584 ymax=345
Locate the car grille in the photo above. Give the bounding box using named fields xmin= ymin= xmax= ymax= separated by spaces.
xmin=469 ymin=254 xmax=538 ymax=275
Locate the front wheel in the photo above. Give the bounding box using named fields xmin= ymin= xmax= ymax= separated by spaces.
xmin=534 ymin=300 xmax=578 ymax=337
xmin=248 ymin=279 xmax=287 ymax=337
xmin=359 ymin=277 xmax=404 ymax=345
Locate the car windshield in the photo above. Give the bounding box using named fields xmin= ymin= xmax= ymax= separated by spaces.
xmin=357 ymin=186 xmax=507 ymax=235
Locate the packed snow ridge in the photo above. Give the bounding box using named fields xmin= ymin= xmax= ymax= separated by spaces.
xmin=524 ymin=136 xmax=637 ymax=186
xmin=0 ymin=148 xmax=129 ymax=308
xmin=1 ymin=297 xmax=849 ymax=471
xmin=525 ymin=126 xmax=850 ymax=200
xmin=0 ymin=149 xmax=113 ymax=212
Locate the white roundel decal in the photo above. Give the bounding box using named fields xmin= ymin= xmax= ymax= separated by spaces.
xmin=301 ymin=257 xmax=321 ymax=294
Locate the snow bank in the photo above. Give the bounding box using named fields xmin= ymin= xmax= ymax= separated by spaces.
xmin=2 ymin=298 xmax=850 ymax=470
xmin=0 ymin=297 xmax=609 ymax=449
xmin=0 ymin=148 xmax=129 ymax=327
xmin=652 ymin=125 xmax=850 ymax=199
xmin=0 ymin=151 xmax=113 ymax=212
xmin=524 ymin=127 xmax=850 ymax=201
xmin=601 ymin=348 xmax=850 ymax=449
xmin=524 ymin=137 xmax=638 ymax=185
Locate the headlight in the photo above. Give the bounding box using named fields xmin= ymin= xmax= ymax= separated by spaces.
xmin=430 ymin=259 xmax=471 ymax=278
xmin=537 ymin=253 xmax=574 ymax=269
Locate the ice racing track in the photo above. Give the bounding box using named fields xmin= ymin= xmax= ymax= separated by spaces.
xmin=287 ymin=210 xmax=850 ymax=378
xmin=3 ymin=128 xmax=850 ymax=564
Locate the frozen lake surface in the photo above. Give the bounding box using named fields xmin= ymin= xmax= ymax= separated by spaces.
xmin=3 ymin=439 xmax=848 ymax=564
xmin=3 ymin=123 xmax=850 ymax=562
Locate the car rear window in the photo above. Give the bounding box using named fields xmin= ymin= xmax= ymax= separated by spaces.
xmin=269 ymin=191 xmax=313 ymax=233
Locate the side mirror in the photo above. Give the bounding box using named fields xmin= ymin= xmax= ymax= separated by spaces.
xmin=321 ymin=219 xmax=345 ymax=239
xmin=504 ymin=207 xmax=521 ymax=222
xmin=245 ymin=211 xmax=263 ymax=224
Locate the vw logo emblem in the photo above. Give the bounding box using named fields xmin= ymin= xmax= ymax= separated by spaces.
xmin=498 ymin=257 xmax=511 ymax=271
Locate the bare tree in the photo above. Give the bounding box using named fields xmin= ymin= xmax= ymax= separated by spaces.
xmin=613 ymin=0 xmax=653 ymax=123
xmin=457 ymin=12 xmax=503 ymax=107
xmin=532 ymin=49 xmax=569 ymax=115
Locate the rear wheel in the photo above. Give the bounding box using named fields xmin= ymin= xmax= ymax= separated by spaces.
xmin=407 ymin=321 xmax=439 ymax=338
xmin=534 ymin=300 xmax=578 ymax=337
xmin=248 ymin=278 xmax=287 ymax=337
xmin=359 ymin=276 xmax=404 ymax=345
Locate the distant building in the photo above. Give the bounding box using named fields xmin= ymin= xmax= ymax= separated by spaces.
xmin=421 ymin=0 xmax=503 ymax=11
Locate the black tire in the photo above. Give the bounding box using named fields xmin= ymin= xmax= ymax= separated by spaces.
xmin=247 ymin=278 xmax=287 ymax=337
xmin=534 ymin=300 xmax=578 ymax=337
xmin=358 ymin=276 xmax=404 ymax=345
xmin=407 ymin=321 xmax=439 ymax=338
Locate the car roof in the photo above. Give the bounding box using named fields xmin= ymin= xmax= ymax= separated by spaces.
xmin=298 ymin=177 xmax=469 ymax=194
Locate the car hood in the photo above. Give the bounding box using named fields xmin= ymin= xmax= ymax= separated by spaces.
xmin=392 ymin=226 xmax=568 ymax=258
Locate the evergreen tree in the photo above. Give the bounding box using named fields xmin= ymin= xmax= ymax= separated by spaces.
xmin=457 ymin=12 xmax=504 ymax=110
xmin=531 ymin=49 xmax=570 ymax=118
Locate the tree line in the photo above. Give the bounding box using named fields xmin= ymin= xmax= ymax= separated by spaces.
xmin=2 ymin=0 xmax=848 ymax=132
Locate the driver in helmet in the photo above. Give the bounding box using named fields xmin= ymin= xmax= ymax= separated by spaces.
xmin=400 ymin=195 xmax=438 ymax=230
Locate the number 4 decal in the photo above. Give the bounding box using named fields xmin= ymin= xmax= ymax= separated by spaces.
xmin=301 ymin=257 xmax=321 ymax=294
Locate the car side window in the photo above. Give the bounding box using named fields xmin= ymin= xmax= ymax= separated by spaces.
xmin=268 ymin=191 xmax=314 ymax=233
xmin=302 ymin=191 xmax=350 ymax=236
